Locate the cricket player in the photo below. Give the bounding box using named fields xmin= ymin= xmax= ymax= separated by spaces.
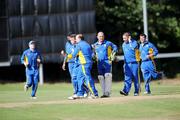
xmin=120 ymin=32 xmax=140 ymax=96
xmin=61 ymin=33 xmax=88 ymax=100
xmin=139 ymin=34 xmax=161 ymax=94
xmin=61 ymin=33 xmax=79 ymax=99
xmin=21 ymin=40 xmax=42 ymax=99
xmin=92 ymin=32 xmax=118 ymax=98
xmin=67 ymin=34 xmax=98 ymax=99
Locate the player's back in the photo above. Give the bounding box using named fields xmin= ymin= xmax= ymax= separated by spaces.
xmin=77 ymin=40 xmax=92 ymax=64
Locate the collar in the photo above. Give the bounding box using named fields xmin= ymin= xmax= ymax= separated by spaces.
xmin=29 ymin=49 xmax=36 ymax=53
xmin=97 ymin=40 xmax=106 ymax=45
xmin=141 ymin=41 xmax=148 ymax=46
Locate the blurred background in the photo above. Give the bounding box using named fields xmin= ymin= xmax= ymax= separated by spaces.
xmin=0 ymin=0 xmax=179 ymax=83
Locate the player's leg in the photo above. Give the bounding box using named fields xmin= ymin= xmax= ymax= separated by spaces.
xmin=68 ymin=63 xmax=74 ymax=78
xmin=31 ymin=70 xmax=39 ymax=98
xmin=141 ymin=62 xmax=151 ymax=94
xmin=76 ymin=65 xmax=85 ymax=98
xmin=131 ymin=63 xmax=140 ymax=96
xmin=68 ymin=63 xmax=77 ymax=93
xmin=24 ymin=72 xmax=33 ymax=92
xmin=97 ymin=62 xmax=106 ymax=97
xmin=120 ymin=63 xmax=133 ymax=96
xmin=104 ymin=60 xmax=112 ymax=97
xmin=71 ymin=63 xmax=78 ymax=95
xmin=148 ymin=61 xmax=162 ymax=79
xmin=83 ymin=63 xmax=98 ymax=98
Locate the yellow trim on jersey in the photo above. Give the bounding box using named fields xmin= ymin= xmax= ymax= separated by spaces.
xmin=24 ymin=55 xmax=28 ymax=64
xmin=78 ymin=51 xmax=86 ymax=64
xmin=67 ymin=54 xmax=73 ymax=59
xmin=107 ymin=46 xmax=112 ymax=64
xmin=149 ymin=48 xmax=157 ymax=71
xmin=135 ymin=49 xmax=140 ymax=62
xmin=107 ymin=46 xmax=112 ymax=58
xmin=149 ymin=48 xmax=154 ymax=59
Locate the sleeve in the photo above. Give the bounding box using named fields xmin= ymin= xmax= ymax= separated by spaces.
xmin=20 ymin=51 xmax=26 ymax=64
xmin=37 ymin=51 xmax=42 ymax=63
xmin=67 ymin=45 xmax=80 ymax=60
xmin=65 ymin=42 xmax=69 ymax=54
xmin=63 ymin=55 xmax=68 ymax=63
xmin=111 ymin=42 xmax=118 ymax=53
xmin=130 ymin=40 xmax=138 ymax=50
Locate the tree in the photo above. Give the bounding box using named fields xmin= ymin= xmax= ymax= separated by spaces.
xmin=95 ymin=0 xmax=180 ymax=53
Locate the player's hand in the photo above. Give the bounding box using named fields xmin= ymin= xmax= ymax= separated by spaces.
xmin=24 ymin=62 xmax=29 ymax=67
xmin=37 ymin=58 xmax=41 ymax=63
xmin=147 ymin=54 xmax=153 ymax=59
xmin=61 ymin=50 xmax=66 ymax=56
xmin=62 ymin=63 xmax=66 ymax=71
xmin=109 ymin=52 xmax=116 ymax=61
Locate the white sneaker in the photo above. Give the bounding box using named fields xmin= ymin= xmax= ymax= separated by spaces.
xmin=31 ymin=96 xmax=37 ymax=100
xmin=134 ymin=93 xmax=139 ymax=96
xmin=68 ymin=96 xmax=75 ymax=100
xmin=24 ymin=84 xmax=28 ymax=92
xmin=144 ymin=91 xmax=151 ymax=95
xmin=88 ymin=94 xmax=99 ymax=99
xmin=77 ymin=96 xmax=84 ymax=99
xmin=83 ymin=93 xmax=88 ymax=98
xmin=68 ymin=94 xmax=78 ymax=100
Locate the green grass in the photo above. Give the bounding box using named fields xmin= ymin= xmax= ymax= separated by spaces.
xmin=0 ymin=80 xmax=180 ymax=120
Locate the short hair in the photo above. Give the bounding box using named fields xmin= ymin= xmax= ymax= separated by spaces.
xmin=140 ymin=33 xmax=146 ymax=38
xmin=67 ymin=32 xmax=76 ymax=37
xmin=123 ymin=32 xmax=131 ymax=37
xmin=97 ymin=31 xmax=104 ymax=36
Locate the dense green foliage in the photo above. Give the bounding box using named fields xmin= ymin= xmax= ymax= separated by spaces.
xmin=96 ymin=0 xmax=180 ymax=52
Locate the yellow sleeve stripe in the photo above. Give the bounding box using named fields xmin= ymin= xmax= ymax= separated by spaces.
xmin=135 ymin=49 xmax=140 ymax=62
xmin=107 ymin=46 xmax=112 ymax=58
xmin=24 ymin=55 xmax=28 ymax=64
xmin=149 ymin=48 xmax=154 ymax=59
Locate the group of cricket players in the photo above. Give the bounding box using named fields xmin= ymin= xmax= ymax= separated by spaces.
xmin=21 ymin=31 xmax=162 ymax=100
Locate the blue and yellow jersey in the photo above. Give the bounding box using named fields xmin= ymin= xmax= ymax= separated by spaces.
xmin=122 ymin=39 xmax=140 ymax=63
xmin=65 ymin=41 xmax=76 ymax=63
xmin=92 ymin=40 xmax=118 ymax=61
xmin=139 ymin=41 xmax=158 ymax=61
xmin=21 ymin=49 xmax=42 ymax=70
xmin=67 ymin=40 xmax=93 ymax=65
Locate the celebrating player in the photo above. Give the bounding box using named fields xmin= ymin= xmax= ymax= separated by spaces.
xmin=92 ymin=32 xmax=118 ymax=98
xmin=139 ymin=34 xmax=162 ymax=94
xmin=67 ymin=34 xmax=98 ymax=99
xmin=61 ymin=33 xmax=80 ymax=99
xmin=21 ymin=40 xmax=42 ymax=99
xmin=120 ymin=32 xmax=140 ymax=96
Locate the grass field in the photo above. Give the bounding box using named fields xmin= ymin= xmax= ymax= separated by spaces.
xmin=0 ymin=79 xmax=180 ymax=120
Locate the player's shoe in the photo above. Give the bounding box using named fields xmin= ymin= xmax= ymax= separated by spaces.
xmin=88 ymin=94 xmax=99 ymax=99
xmin=68 ymin=94 xmax=77 ymax=100
xmin=76 ymin=96 xmax=84 ymax=99
xmin=68 ymin=96 xmax=75 ymax=100
xmin=134 ymin=93 xmax=139 ymax=96
xmin=100 ymin=95 xmax=110 ymax=98
xmin=120 ymin=90 xmax=128 ymax=96
xmin=83 ymin=93 xmax=88 ymax=98
xmin=24 ymin=84 xmax=28 ymax=92
xmin=144 ymin=91 xmax=151 ymax=94
xmin=31 ymin=96 xmax=37 ymax=100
